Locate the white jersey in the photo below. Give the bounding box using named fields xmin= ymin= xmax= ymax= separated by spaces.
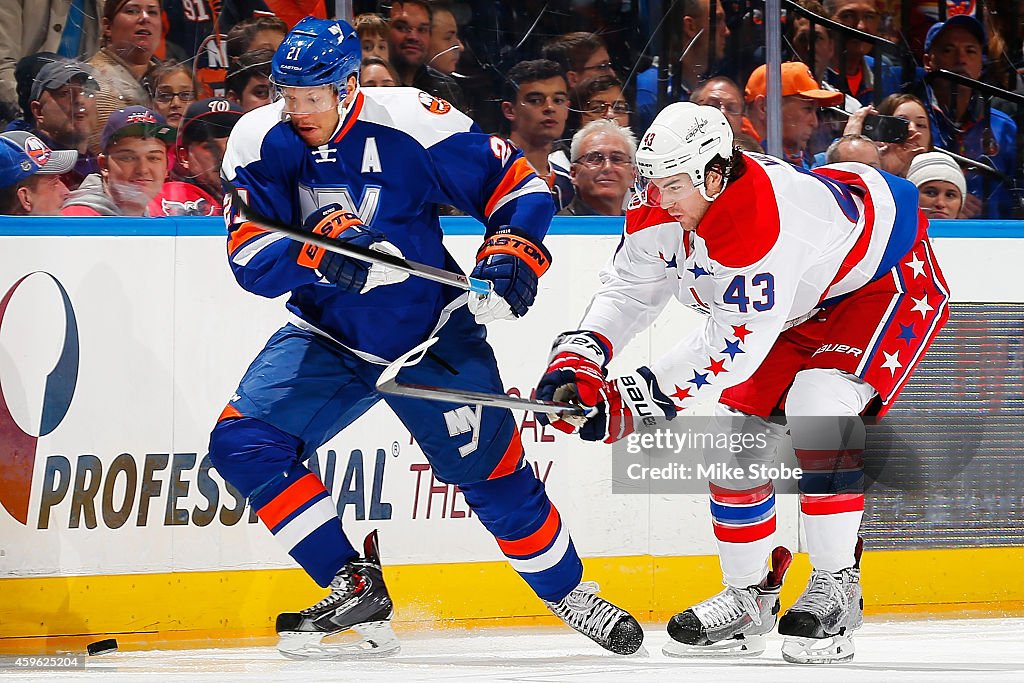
xmin=580 ymin=152 xmax=923 ymax=409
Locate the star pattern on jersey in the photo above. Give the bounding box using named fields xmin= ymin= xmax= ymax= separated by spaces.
xmin=910 ymin=293 xmax=933 ymax=318
xmin=705 ymin=357 xmax=728 ymax=375
xmin=905 ymin=252 xmax=926 ymax=279
xmin=671 ymin=385 xmax=693 ymax=406
xmin=688 ymin=264 xmax=709 ymax=278
xmin=896 ymin=323 xmax=917 ymax=344
xmin=675 ymin=324 xmax=750 ymax=408
xmin=722 ymin=338 xmax=745 ymax=360
xmin=689 ymin=370 xmax=711 ymax=389
xmin=881 ymin=350 xmax=903 ymax=376
xmin=659 ymin=252 xmax=678 ymax=269
xmin=732 ymin=324 xmax=752 ymax=342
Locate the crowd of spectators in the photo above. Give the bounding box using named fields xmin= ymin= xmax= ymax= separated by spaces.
xmin=0 ymin=0 xmax=1020 ymax=220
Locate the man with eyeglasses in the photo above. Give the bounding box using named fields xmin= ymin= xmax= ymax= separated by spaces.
xmin=13 ymin=58 xmax=100 ymax=190
xmin=387 ymin=0 xmax=466 ymax=112
xmin=561 ymin=119 xmax=636 ymax=216
xmin=574 ymin=75 xmax=632 ymax=131
xmin=501 ymin=59 xmax=574 ymax=211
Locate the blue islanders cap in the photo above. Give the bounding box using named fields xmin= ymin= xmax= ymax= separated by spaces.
xmin=0 ymin=131 xmax=78 ymax=188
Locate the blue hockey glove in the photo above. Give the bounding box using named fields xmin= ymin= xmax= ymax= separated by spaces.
xmin=468 ymin=227 xmax=552 ymax=324
xmin=297 ymin=204 xmax=408 ymax=294
xmin=578 ymin=366 xmax=677 ymax=443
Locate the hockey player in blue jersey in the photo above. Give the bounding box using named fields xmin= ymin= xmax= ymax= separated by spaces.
xmin=207 ymin=17 xmax=643 ymax=659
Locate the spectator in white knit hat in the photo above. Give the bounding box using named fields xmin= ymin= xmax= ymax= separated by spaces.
xmin=906 ymin=151 xmax=967 ymax=221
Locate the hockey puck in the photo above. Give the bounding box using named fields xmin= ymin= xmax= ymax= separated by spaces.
xmin=87 ymin=638 xmax=118 ymax=656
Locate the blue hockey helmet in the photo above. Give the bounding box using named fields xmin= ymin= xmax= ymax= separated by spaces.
xmin=271 ymin=17 xmax=361 ymax=88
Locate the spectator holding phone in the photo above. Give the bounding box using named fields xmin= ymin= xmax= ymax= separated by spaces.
xmin=836 ymin=104 xmax=921 ymax=176
xmin=875 ymin=94 xmax=931 ymax=177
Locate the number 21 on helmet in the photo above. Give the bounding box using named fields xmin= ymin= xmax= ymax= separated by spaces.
xmin=271 ymin=17 xmax=362 ymax=115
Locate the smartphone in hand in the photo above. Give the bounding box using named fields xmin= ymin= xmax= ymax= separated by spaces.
xmin=862 ymin=113 xmax=910 ymax=143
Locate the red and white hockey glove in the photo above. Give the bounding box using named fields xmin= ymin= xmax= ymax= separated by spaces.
xmin=536 ymin=331 xmax=611 ymax=433
xmin=579 ymin=367 xmax=677 ymax=444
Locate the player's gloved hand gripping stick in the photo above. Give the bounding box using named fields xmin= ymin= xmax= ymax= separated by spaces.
xmin=224 ymin=182 xmax=493 ymax=296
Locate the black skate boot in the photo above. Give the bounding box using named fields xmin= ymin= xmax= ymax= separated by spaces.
xmin=275 ymin=530 xmax=399 ymax=659
xmin=545 ymin=581 xmax=644 ymax=655
xmin=779 ymin=538 xmax=864 ymax=664
xmin=664 ymin=546 xmax=793 ymax=657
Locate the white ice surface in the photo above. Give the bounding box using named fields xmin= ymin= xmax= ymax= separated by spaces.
xmin=7 ymin=618 xmax=1024 ymax=682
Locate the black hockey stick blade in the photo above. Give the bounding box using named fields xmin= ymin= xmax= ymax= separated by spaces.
xmin=375 ymin=338 xmax=585 ymax=416
xmin=223 ymin=180 xmax=491 ymax=295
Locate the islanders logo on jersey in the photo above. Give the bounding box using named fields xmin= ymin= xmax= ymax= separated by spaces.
xmin=418 ymin=92 xmax=452 ymax=115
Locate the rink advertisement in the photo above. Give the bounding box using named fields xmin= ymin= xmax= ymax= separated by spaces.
xmin=2 ymin=217 xmax=1023 ymax=639
xmin=0 ymin=219 xmax=727 ymax=582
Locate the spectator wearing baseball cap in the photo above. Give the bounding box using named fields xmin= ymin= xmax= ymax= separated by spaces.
xmin=907 ymin=151 xmax=967 ymax=221
xmin=151 ymin=97 xmax=242 ymax=216
xmin=917 ymin=13 xmax=1017 ymax=219
xmin=63 ymin=105 xmax=174 ymax=216
xmin=0 ymin=130 xmax=77 ymax=215
xmin=744 ymin=62 xmax=844 ymax=169
xmin=21 ymin=59 xmax=101 ymax=190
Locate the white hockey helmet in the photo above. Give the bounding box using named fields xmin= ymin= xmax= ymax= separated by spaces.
xmin=634 ymin=102 xmax=734 ymax=203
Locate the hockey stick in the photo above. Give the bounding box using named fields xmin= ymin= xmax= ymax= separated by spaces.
xmin=223 ymin=181 xmax=492 ymax=295
xmin=376 ymin=337 xmax=586 ymax=417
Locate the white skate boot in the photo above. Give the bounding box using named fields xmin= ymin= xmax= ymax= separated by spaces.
xmin=545 ymin=581 xmax=645 ymax=655
xmin=275 ymin=530 xmax=400 ymax=659
xmin=663 ymin=546 xmax=792 ymax=657
xmin=779 ymin=538 xmax=864 ymax=664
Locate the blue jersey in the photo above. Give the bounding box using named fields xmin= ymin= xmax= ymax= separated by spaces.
xmin=221 ymin=87 xmax=554 ymax=362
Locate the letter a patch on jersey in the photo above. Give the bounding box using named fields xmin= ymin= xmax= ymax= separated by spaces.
xmin=361 ymin=137 xmax=382 ymax=173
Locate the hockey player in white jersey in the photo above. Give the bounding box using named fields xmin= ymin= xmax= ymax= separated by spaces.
xmin=537 ymin=102 xmax=950 ymax=663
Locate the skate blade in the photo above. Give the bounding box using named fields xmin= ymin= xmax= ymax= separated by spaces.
xmin=781 ymin=634 xmax=854 ymax=664
xmin=278 ymin=621 xmax=401 ymax=660
xmin=662 ymin=634 xmax=767 ymax=658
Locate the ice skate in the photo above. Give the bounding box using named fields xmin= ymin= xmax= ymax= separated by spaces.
xmin=779 ymin=538 xmax=864 ymax=664
xmin=275 ymin=530 xmax=399 ymax=659
xmin=663 ymin=546 xmax=792 ymax=657
xmin=545 ymin=581 xmax=644 ymax=655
